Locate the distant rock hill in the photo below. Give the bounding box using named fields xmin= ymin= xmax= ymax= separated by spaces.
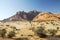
xmin=33 ymin=12 xmax=60 ymax=21
xmin=1 ymin=11 xmax=60 ymax=22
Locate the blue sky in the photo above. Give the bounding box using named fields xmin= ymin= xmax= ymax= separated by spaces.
xmin=0 ymin=0 xmax=60 ymax=20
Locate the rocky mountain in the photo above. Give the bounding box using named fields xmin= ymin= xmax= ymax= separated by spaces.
xmin=2 ymin=10 xmax=40 ymax=22
xmin=27 ymin=10 xmax=40 ymax=20
xmin=1 ymin=11 xmax=60 ymax=22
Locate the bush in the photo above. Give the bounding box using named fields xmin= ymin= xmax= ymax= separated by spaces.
xmin=35 ymin=26 xmax=47 ymax=38
xmin=8 ymin=31 xmax=15 ymax=38
xmin=0 ymin=29 xmax=6 ymax=38
xmin=15 ymin=38 xmax=28 ymax=40
xmin=48 ymin=29 xmax=57 ymax=36
xmin=47 ymin=36 xmax=60 ymax=40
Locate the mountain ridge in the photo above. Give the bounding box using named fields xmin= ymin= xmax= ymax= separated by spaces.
xmin=1 ymin=11 xmax=60 ymax=22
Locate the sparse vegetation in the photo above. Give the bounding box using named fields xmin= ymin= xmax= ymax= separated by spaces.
xmin=57 ymin=27 xmax=59 ymax=30
xmin=35 ymin=26 xmax=47 ymax=38
xmin=48 ymin=29 xmax=57 ymax=36
xmin=0 ymin=21 xmax=60 ymax=40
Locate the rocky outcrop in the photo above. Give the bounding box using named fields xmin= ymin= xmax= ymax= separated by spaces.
xmin=7 ymin=11 xmax=28 ymax=21
xmin=54 ymin=14 xmax=60 ymax=19
xmin=27 ymin=10 xmax=40 ymax=20
xmin=33 ymin=12 xmax=59 ymax=21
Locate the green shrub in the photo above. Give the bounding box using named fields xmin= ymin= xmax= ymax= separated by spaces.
xmin=0 ymin=29 xmax=6 ymax=38
xmin=35 ymin=26 xmax=47 ymax=38
xmin=8 ymin=31 xmax=15 ymax=38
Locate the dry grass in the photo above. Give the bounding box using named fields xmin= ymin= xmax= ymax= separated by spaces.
xmin=0 ymin=20 xmax=60 ymax=40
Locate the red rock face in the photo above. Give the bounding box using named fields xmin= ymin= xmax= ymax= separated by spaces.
xmin=54 ymin=14 xmax=60 ymax=19
xmin=33 ymin=12 xmax=59 ymax=21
